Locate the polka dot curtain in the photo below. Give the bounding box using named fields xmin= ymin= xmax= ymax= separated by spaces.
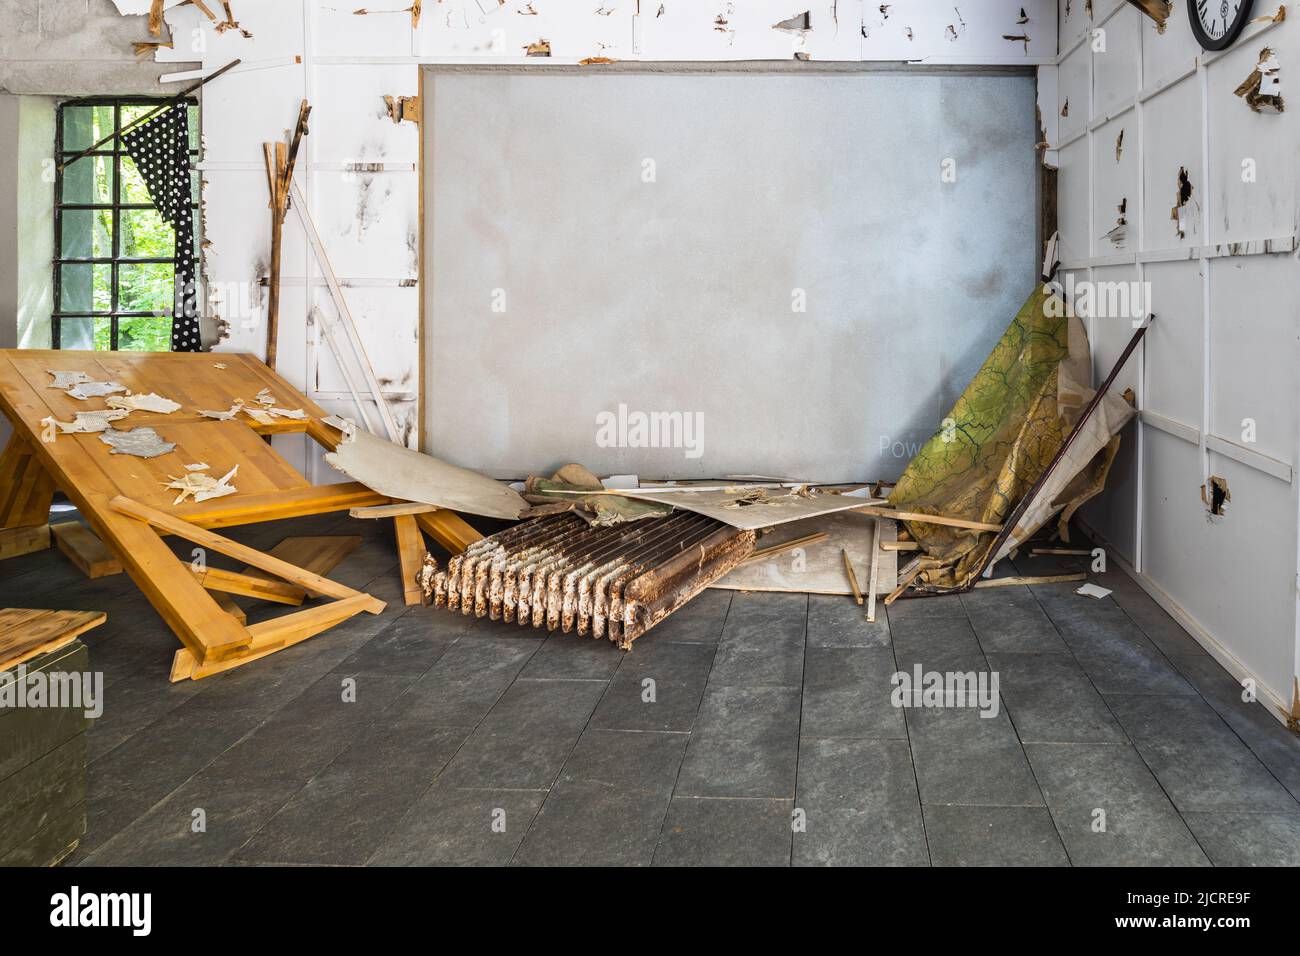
xmin=121 ymin=103 xmax=200 ymax=352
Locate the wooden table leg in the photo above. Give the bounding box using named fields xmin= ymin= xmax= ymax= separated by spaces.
xmin=0 ymin=434 xmax=55 ymax=559
xmin=394 ymin=514 xmax=428 ymax=606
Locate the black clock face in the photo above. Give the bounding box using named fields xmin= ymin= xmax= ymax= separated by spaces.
xmin=1189 ymin=0 xmax=1254 ymax=51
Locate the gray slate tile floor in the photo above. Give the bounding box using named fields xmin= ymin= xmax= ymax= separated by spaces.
xmin=6 ymin=512 xmax=1297 ymax=866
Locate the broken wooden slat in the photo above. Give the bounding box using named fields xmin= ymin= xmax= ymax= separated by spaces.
xmin=210 ymin=590 xmax=247 ymax=625
xmin=880 ymin=540 xmax=919 ymax=552
xmin=0 ymin=524 xmax=50 ymax=561
xmin=52 ymin=522 xmax=123 ymax=579
xmin=0 ymin=609 xmax=106 ymax=671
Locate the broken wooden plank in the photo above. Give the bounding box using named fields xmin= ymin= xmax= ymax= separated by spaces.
xmin=866 ymin=518 xmax=883 ymax=623
xmin=210 ymin=590 xmax=247 ymax=625
xmin=239 ymin=535 xmax=362 ymax=597
xmin=0 ymin=524 xmax=50 ymax=561
xmin=0 ymin=609 xmax=105 ymax=671
xmin=880 ymin=540 xmax=919 ymax=552
xmin=192 ymin=565 xmax=307 ymax=606
xmin=52 ymin=522 xmax=123 ymax=579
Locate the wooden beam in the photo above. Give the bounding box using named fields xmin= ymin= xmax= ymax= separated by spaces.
xmin=854 ymin=506 xmax=1002 ymax=533
xmin=350 ymin=501 xmax=437 ymax=519
xmin=0 ymin=609 xmax=106 ymax=671
xmin=394 ymin=514 xmax=427 ymax=606
xmin=108 ymin=496 xmax=384 ymax=615
xmin=240 ymin=535 xmax=362 ymax=598
xmin=182 ymin=482 xmax=386 ymax=529
xmin=191 ymin=565 xmax=307 ymax=605
xmin=52 ymin=522 xmax=123 ymax=579
xmin=209 ymin=590 xmax=247 ymax=625
xmin=414 ymin=510 xmax=484 ymax=555
xmin=880 ymin=540 xmax=919 ymax=552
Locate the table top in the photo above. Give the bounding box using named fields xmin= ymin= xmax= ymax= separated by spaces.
xmin=0 ymin=350 xmax=330 ymax=517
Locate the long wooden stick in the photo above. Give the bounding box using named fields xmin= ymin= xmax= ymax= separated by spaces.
xmin=264 ymin=101 xmax=311 ymax=370
xmin=853 ymin=505 xmax=1002 ymax=533
xmin=57 ymin=59 xmax=242 ymax=170
xmin=972 ymin=572 xmax=1085 ymax=589
xmin=289 ymin=178 xmax=401 ymax=442
xmin=865 ymin=518 xmax=882 ymax=623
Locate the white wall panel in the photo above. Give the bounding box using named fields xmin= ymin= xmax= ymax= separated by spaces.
xmin=1090 ymin=113 xmax=1136 ymax=254
xmin=1143 ymin=259 xmax=1203 ymax=429
xmin=1141 ymin=73 xmax=1202 ymax=250
xmin=1091 ymin=2 xmax=1139 ymax=119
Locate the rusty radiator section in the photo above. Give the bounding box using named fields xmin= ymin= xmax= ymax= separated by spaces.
xmin=422 ymin=511 xmax=756 ymax=648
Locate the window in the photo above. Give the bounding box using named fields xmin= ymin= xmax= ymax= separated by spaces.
xmin=53 ymin=97 xmax=199 ymax=351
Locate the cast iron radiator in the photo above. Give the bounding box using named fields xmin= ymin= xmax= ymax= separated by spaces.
xmin=422 ymin=511 xmax=756 ymax=648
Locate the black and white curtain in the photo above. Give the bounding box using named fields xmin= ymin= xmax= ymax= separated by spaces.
xmin=121 ymin=102 xmax=200 ymax=351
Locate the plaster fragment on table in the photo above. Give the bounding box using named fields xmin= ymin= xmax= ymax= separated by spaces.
xmin=46 ymin=370 xmax=92 ymax=390
xmin=98 ymin=426 xmax=176 ymax=458
xmin=67 ymin=381 xmax=128 ymax=401
xmin=48 ymin=409 xmax=131 ymax=434
xmin=106 ymin=392 xmax=182 ymax=414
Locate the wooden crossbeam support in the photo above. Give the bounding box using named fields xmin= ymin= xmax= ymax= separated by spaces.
xmin=414 ymin=510 xmax=483 ymax=555
xmin=171 ymin=594 xmax=374 ymax=681
xmin=53 ymin=522 xmax=123 ymax=579
xmin=191 ymin=565 xmax=307 ymax=605
xmin=109 ymin=496 xmax=384 ymax=616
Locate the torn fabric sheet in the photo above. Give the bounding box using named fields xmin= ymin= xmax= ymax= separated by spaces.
xmin=325 ymin=427 xmax=528 ymax=520
xmin=46 ymin=409 xmax=131 ymax=434
xmin=98 ymin=426 xmax=176 ymax=458
xmin=888 ymin=284 xmax=1135 ymax=590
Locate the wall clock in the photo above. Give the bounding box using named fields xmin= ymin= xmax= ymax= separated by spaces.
xmin=1189 ymin=0 xmax=1254 ymax=51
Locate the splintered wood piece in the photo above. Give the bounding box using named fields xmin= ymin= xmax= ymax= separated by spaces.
xmin=53 ymin=522 xmax=123 ymax=579
xmin=239 ymin=535 xmax=362 ymax=597
xmin=841 ymin=548 xmax=864 ymax=605
xmin=884 ymin=556 xmax=923 ymax=606
xmin=172 ymin=594 xmax=374 ymax=681
xmin=0 ymin=609 xmax=106 ymax=671
xmin=414 ymin=510 xmax=484 ymax=555
xmin=193 ymin=565 xmax=307 ymax=605
xmin=394 ymin=514 xmax=427 ymax=606
xmin=109 ymin=496 xmax=383 ymax=614
xmin=880 ymin=540 xmax=919 ymax=552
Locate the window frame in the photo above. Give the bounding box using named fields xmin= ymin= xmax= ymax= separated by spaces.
xmin=52 ymin=96 xmax=200 ymax=351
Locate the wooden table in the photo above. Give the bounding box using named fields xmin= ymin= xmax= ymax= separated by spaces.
xmin=0 ymin=349 xmax=394 ymax=679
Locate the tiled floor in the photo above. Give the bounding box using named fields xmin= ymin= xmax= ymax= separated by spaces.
xmin=6 ymin=511 xmax=1300 ymax=866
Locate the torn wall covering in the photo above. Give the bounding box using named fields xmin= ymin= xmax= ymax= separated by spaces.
xmin=109 ymin=0 xmax=1056 ymax=469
